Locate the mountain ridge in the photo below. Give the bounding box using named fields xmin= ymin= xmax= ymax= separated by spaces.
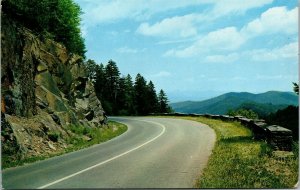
xmin=170 ymin=91 xmax=298 ymax=115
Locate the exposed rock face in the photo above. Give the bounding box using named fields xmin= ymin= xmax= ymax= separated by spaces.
xmin=1 ymin=15 xmax=105 ymax=159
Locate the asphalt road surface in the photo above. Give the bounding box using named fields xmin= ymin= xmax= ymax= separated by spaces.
xmin=2 ymin=117 xmax=216 ymax=189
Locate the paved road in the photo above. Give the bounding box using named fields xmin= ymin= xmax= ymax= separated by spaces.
xmin=2 ymin=117 xmax=216 ymax=189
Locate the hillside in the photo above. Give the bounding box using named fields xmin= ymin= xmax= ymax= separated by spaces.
xmin=1 ymin=13 xmax=105 ymax=160
xmin=170 ymin=91 xmax=298 ymax=115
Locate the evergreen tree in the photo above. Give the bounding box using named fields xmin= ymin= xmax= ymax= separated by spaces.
xmin=124 ymin=74 xmax=136 ymax=115
xmin=158 ymin=89 xmax=171 ymax=113
xmin=85 ymin=60 xmax=171 ymax=116
xmin=94 ymin=63 xmax=106 ymax=100
xmin=85 ymin=60 xmax=106 ymax=100
xmin=116 ymin=76 xmax=127 ymax=115
xmin=293 ymin=82 xmax=299 ymax=95
xmin=85 ymin=59 xmax=97 ymax=82
xmin=146 ymin=81 xmax=159 ymax=113
xmin=134 ymin=74 xmax=148 ymax=115
xmin=104 ymin=60 xmax=120 ymax=104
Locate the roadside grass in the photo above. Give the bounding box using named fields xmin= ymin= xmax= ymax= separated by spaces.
xmin=65 ymin=120 xmax=127 ymax=152
xmin=2 ymin=121 xmax=127 ymax=169
xmin=164 ymin=116 xmax=299 ymax=188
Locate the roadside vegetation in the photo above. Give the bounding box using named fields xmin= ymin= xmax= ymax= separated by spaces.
xmin=85 ymin=59 xmax=172 ymax=116
xmin=173 ymin=116 xmax=298 ymax=188
xmin=2 ymin=121 xmax=127 ymax=169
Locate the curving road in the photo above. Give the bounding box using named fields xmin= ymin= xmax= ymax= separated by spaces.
xmin=2 ymin=117 xmax=216 ymax=189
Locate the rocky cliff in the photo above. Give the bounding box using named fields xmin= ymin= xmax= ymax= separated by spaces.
xmin=1 ymin=14 xmax=105 ymax=160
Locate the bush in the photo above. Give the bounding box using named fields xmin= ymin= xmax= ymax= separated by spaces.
xmin=228 ymin=108 xmax=259 ymax=119
xmin=48 ymin=132 xmax=60 ymax=142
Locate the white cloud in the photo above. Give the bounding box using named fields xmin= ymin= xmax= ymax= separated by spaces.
xmin=249 ymin=42 xmax=298 ymax=61
xmin=242 ymin=6 xmax=298 ymax=37
xmin=164 ymin=6 xmax=297 ymax=58
xmin=205 ymin=53 xmax=239 ymax=63
xmin=116 ymin=46 xmax=140 ymax=54
xmin=136 ymin=14 xmax=201 ymax=38
xmin=78 ymin=0 xmax=211 ymax=26
xmin=77 ymin=0 xmax=273 ymax=27
xmin=165 ymin=27 xmax=245 ymax=57
xmin=211 ymin=0 xmax=273 ymax=16
xmin=150 ymin=71 xmax=171 ymax=78
xmin=254 ymin=74 xmax=296 ymax=80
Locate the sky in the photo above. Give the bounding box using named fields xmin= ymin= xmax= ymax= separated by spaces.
xmin=74 ymin=0 xmax=298 ymax=102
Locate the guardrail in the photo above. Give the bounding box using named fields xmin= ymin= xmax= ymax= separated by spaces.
xmin=153 ymin=112 xmax=293 ymax=151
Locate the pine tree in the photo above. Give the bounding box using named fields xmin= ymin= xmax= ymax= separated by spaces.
xmin=146 ymin=81 xmax=159 ymax=113
xmin=134 ymin=73 xmax=148 ymax=115
xmin=104 ymin=60 xmax=120 ymax=105
xmin=94 ymin=63 xmax=106 ymax=100
xmin=158 ymin=89 xmax=171 ymax=113
xmin=124 ymin=74 xmax=136 ymax=115
xmin=85 ymin=60 xmax=106 ymax=100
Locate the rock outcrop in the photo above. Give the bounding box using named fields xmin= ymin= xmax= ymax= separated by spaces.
xmin=1 ymin=14 xmax=105 ymax=159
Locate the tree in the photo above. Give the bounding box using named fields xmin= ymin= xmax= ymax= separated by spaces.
xmin=85 ymin=60 xmax=106 ymax=100
xmin=104 ymin=60 xmax=120 ymax=103
xmin=293 ymin=82 xmax=299 ymax=95
xmin=158 ymin=89 xmax=171 ymax=113
xmin=146 ymin=81 xmax=159 ymax=113
xmin=227 ymin=108 xmax=259 ymax=119
xmin=123 ymin=74 xmax=136 ymax=115
xmin=85 ymin=59 xmax=97 ymax=82
xmin=3 ymin=0 xmax=86 ymax=57
xmin=116 ymin=76 xmax=127 ymax=115
xmin=94 ymin=63 xmax=106 ymax=100
xmin=134 ymin=74 xmax=148 ymax=115
xmin=84 ymin=60 xmax=171 ymax=116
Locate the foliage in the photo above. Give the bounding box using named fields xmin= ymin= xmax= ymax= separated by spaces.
xmin=238 ymin=102 xmax=290 ymax=118
xmin=47 ymin=131 xmax=60 ymax=142
xmin=66 ymin=121 xmax=127 ymax=150
xmin=293 ymin=82 xmax=299 ymax=95
xmin=265 ymin=105 xmax=299 ymax=140
xmin=134 ymin=74 xmax=149 ymax=115
xmin=158 ymin=89 xmax=172 ymax=113
xmin=2 ymin=0 xmax=86 ymax=57
xmin=227 ymin=108 xmax=259 ymax=119
xmin=146 ymin=81 xmax=159 ymax=113
xmin=84 ymin=59 xmax=172 ymax=116
xmin=3 ymin=121 xmax=127 ymax=169
xmin=172 ymin=116 xmax=298 ymax=188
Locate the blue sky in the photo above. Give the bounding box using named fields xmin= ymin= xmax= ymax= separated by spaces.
xmin=74 ymin=0 xmax=298 ymax=102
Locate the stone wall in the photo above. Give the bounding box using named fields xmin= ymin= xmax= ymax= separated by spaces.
xmin=156 ymin=112 xmax=293 ymax=151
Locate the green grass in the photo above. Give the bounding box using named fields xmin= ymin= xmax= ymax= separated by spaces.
xmin=65 ymin=121 xmax=127 ymax=152
xmin=164 ymin=116 xmax=299 ymax=188
xmin=2 ymin=121 xmax=127 ymax=169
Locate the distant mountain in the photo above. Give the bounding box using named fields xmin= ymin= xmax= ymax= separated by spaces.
xmin=170 ymin=91 xmax=299 ymax=115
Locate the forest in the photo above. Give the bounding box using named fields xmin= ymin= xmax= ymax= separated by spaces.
xmin=85 ymin=59 xmax=172 ymax=116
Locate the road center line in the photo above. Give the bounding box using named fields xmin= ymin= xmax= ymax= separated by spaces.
xmin=38 ymin=119 xmax=166 ymax=189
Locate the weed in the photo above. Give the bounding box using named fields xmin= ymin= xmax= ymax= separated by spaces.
xmin=2 ymin=121 xmax=127 ymax=169
xmin=47 ymin=131 xmax=60 ymax=142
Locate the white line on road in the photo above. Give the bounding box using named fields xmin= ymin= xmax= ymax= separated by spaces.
xmin=38 ymin=119 xmax=166 ymax=189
